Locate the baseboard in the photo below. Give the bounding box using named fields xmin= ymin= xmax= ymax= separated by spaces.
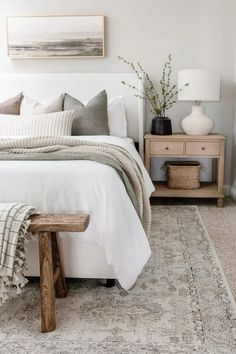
xmin=230 ymin=186 xmax=236 ymax=201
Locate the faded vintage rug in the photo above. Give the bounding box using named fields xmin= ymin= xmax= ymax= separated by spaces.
xmin=199 ymin=199 xmax=236 ymax=301
xmin=0 ymin=205 xmax=235 ymax=354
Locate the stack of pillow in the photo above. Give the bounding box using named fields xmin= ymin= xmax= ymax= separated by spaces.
xmin=0 ymin=91 xmax=128 ymax=138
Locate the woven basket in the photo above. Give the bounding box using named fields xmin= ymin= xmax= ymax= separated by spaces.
xmin=163 ymin=161 xmax=201 ymax=190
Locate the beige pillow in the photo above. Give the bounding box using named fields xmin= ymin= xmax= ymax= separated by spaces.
xmin=0 ymin=110 xmax=74 ymax=137
xmin=20 ymin=94 xmax=63 ymax=114
xmin=0 ymin=93 xmax=23 ymax=115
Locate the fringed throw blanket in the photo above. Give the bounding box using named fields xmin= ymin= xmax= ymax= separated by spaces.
xmin=0 ymin=203 xmax=37 ymax=304
xmin=0 ymin=137 xmax=151 ymax=234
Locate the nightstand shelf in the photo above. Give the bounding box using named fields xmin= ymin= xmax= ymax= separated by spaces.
xmin=144 ymin=133 xmax=226 ymax=207
xmin=152 ymin=182 xmax=221 ymax=198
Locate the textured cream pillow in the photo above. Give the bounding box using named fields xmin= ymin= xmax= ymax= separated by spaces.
xmin=0 ymin=111 xmax=74 ymax=137
xmin=20 ymin=94 xmax=63 ymax=114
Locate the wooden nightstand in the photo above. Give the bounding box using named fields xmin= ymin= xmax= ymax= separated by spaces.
xmin=144 ymin=133 xmax=226 ymax=207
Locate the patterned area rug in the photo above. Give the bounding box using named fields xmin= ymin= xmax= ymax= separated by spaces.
xmin=199 ymin=199 xmax=236 ymax=301
xmin=0 ymin=205 xmax=236 ymax=354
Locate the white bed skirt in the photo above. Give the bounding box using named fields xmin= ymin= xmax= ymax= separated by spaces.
xmin=25 ymin=236 xmax=115 ymax=279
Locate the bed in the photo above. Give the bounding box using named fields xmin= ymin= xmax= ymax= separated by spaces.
xmin=0 ymin=73 xmax=154 ymax=290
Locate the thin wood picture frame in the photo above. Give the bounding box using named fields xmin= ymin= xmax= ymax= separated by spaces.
xmin=7 ymin=15 xmax=105 ymax=59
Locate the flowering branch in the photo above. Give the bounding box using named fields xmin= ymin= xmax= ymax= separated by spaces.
xmin=118 ymin=54 xmax=189 ymax=117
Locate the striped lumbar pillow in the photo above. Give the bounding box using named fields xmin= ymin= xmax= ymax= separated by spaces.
xmin=0 ymin=110 xmax=74 ymax=137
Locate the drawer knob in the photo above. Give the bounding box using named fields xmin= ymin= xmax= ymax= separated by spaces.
xmin=201 ymin=147 xmax=205 ymax=150
xmin=165 ymin=147 xmax=169 ymax=150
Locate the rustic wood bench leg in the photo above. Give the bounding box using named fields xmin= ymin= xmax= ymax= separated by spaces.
xmin=38 ymin=231 xmax=55 ymax=333
xmin=51 ymin=232 xmax=67 ymax=298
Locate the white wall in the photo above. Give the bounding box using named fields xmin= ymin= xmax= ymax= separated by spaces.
xmin=0 ymin=0 xmax=236 ymax=187
xmin=231 ymin=121 xmax=236 ymax=199
xmin=231 ymin=49 xmax=236 ymax=199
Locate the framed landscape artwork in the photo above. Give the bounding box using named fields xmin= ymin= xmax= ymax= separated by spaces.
xmin=7 ymin=15 xmax=105 ymax=58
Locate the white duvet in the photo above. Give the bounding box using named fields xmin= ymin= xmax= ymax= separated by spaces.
xmin=0 ymin=136 xmax=154 ymax=289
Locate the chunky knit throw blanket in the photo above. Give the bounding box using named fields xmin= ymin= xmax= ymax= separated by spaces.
xmin=0 ymin=203 xmax=37 ymax=305
xmin=0 ymin=137 xmax=151 ymax=235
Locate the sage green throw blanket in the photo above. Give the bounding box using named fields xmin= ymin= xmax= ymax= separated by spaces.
xmin=0 ymin=137 xmax=151 ymax=235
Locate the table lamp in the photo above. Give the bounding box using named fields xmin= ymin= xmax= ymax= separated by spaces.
xmin=178 ymin=69 xmax=220 ymax=135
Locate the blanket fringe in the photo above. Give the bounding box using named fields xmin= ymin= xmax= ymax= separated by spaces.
xmin=0 ymin=219 xmax=32 ymax=305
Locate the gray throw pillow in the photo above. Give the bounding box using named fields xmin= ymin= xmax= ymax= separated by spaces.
xmin=0 ymin=93 xmax=23 ymax=115
xmin=63 ymin=90 xmax=109 ymax=135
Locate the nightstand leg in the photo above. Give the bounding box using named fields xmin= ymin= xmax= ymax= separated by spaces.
xmin=218 ymin=142 xmax=225 ymax=192
xmin=217 ymin=141 xmax=225 ymax=207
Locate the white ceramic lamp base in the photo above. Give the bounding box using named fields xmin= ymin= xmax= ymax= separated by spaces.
xmin=181 ymin=105 xmax=214 ymax=135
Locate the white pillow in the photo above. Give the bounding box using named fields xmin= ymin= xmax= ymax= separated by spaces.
xmin=20 ymin=94 xmax=64 ymax=114
xmin=108 ymin=96 xmax=127 ymax=137
xmin=0 ymin=111 xmax=74 ymax=137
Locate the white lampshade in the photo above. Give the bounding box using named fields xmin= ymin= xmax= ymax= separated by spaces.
xmin=178 ymin=69 xmax=220 ymax=101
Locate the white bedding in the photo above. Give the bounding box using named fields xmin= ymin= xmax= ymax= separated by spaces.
xmin=0 ymin=136 xmax=154 ymax=290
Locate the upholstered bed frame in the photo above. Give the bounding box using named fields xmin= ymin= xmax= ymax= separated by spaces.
xmin=0 ymin=73 xmax=145 ymax=281
xmin=0 ymin=73 xmax=145 ymax=157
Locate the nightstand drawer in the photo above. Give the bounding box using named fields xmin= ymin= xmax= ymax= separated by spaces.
xmin=186 ymin=142 xmax=220 ymax=156
xmin=150 ymin=141 xmax=184 ymax=155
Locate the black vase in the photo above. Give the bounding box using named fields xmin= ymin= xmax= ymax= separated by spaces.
xmin=151 ymin=117 xmax=172 ymax=135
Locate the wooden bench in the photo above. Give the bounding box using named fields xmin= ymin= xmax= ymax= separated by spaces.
xmin=28 ymin=213 xmax=90 ymax=333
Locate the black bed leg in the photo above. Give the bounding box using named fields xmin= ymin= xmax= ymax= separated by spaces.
xmin=105 ymin=279 xmax=116 ymax=288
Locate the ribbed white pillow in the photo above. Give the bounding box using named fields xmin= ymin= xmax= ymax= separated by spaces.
xmin=0 ymin=110 xmax=75 ymax=137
